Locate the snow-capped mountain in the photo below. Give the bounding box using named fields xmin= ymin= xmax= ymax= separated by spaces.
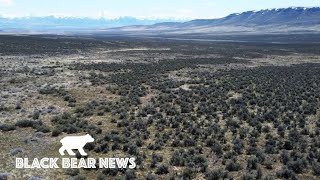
xmin=106 ymin=7 xmax=320 ymax=34
xmin=0 ymin=16 xmax=180 ymax=31
xmin=180 ymin=7 xmax=320 ymax=27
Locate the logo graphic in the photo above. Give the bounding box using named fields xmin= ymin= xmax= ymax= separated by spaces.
xmin=15 ymin=134 xmax=136 ymax=169
xmin=59 ymin=134 xmax=94 ymax=156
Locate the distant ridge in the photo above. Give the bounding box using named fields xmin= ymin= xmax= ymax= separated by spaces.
xmin=104 ymin=7 xmax=320 ymax=35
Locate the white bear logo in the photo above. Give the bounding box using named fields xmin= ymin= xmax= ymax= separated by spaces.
xmin=59 ymin=134 xmax=94 ymax=156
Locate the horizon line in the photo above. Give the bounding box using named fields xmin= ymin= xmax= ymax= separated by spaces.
xmin=1 ymin=6 xmax=319 ymax=20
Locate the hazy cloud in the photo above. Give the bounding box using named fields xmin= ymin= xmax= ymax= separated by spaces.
xmin=199 ymin=0 xmax=217 ymax=7
xmin=0 ymin=0 xmax=13 ymax=6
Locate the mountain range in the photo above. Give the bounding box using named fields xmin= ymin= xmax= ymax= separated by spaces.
xmin=105 ymin=7 xmax=320 ymax=35
xmin=0 ymin=16 xmax=180 ymax=32
xmin=1 ymin=7 xmax=320 ymax=34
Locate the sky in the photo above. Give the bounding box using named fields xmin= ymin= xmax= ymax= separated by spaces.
xmin=0 ymin=0 xmax=319 ymax=19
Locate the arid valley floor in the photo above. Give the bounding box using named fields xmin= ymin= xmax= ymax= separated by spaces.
xmin=1 ymin=35 xmax=320 ymax=180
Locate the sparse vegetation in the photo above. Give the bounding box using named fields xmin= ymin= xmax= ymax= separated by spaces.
xmin=1 ymin=35 xmax=320 ymax=179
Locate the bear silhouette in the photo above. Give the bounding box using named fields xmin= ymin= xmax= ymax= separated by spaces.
xmin=59 ymin=134 xmax=94 ymax=156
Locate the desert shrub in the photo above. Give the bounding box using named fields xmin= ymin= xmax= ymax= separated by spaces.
xmin=71 ymin=175 xmax=86 ymax=180
xmin=96 ymin=172 xmax=106 ymax=180
xmin=111 ymin=142 xmax=121 ymax=151
xmin=155 ymin=164 xmax=169 ymax=175
xmin=14 ymin=120 xmax=50 ymax=132
xmin=152 ymin=153 xmax=163 ymax=163
xmin=240 ymin=173 xmax=256 ymax=180
xmin=32 ymin=111 xmax=40 ymax=120
xmin=97 ymin=111 xmax=104 ymax=116
xmin=150 ymin=159 xmax=157 ymax=168
xmin=95 ymin=142 xmax=109 ymax=153
xmin=84 ymin=142 xmax=96 ymax=151
xmin=125 ymin=169 xmax=136 ymax=180
xmin=283 ymin=141 xmax=293 ymax=150
xmin=0 ymin=173 xmax=9 ymax=180
xmin=0 ymin=124 xmax=16 ymax=131
xmin=211 ymin=141 xmax=223 ymax=156
xmin=265 ymin=139 xmax=278 ymax=154
xmin=127 ymin=144 xmax=139 ymax=156
xmin=51 ymin=128 xmax=62 ymax=137
xmin=256 ymin=167 xmax=263 ymax=179
xmin=206 ymin=169 xmax=230 ymax=180
xmin=287 ymin=158 xmax=307 ymax=174
xmin=136 ymin=138 xmax=143 ymax=147
xmin=247 ymin=157 xmax=258 ymax=170
xmin=35 ymin=125 xmax=50 ymax=133
xmin=263 ymin=158 xmax=273 ymax=170
xmin=15 ymin=102 xmax=22 ymax=109
xmin=65 ymin=169 xmax=80 ymax=176
xmin=276 ymin=167 xmax=297 ymax=179
xmin=101 ymin=168 xmax=118 ymax=176
xmin=312 ymin=161 xmax=320 ymax=176
xmin=225 ymin=161 xmax=241 ymax=171
xmin=280 ymin=151 xmax=290 ymax=165
xmin=0 ymin=104 xmax=6 ymax=111
xmin=233 ymin=138 xmax=244 ymax=154
xmin=183 ymin=138 xmax=196 ymax=147
xmin=51 ymin=113 xmax=101 ymax=136
xmin=181 ymin=167 xmax=194 ymax=179
xmin=146 ymin=173 xmax=156 ymax=180
xmin=15 ymin=120 xmax=37 ymax=128
xmin=170 ymin=150 xmax=185 ymax=166
xmin=38 ymin=86 xmax=55 ymax=94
